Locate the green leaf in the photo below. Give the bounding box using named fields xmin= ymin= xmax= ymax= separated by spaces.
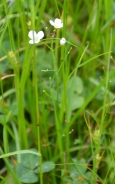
xmin=16 ymin=164 xmax=38 ymax=183
xmin=0 ymin=40 xmax=11 ymax=72
xmin=0 ymin=115 xmax=4 ymax=124
xmin=0 ymin=149 xmax=41 ymax=159
xmin=70 ymin=93 xmax=84 ymax=110
xmin=0 ymin=111 xmax=12 ymax=125
xmin=66 ymin=158 xmax=94 ymax=184
xmin=19 ymin=149 xmax=39 ymax=170
xmin=7 ymin=99 xmax=18 ymax=116
xmin=63 ymin=176 xmax=76 ymax=184
xmin=66 ymin=76 xmax=84 ymax=111
xmin=35 ymin=161 xmax=55 ymax=173
xmin=0 ymin=177 xmax=6 ymax=184
xmin=36 ymin=49 xmax=53 ymax=76
xmin=85 ymin=172 xmax=94 ymax=182
xmin=67 ymin=76 xmax=84 ymax=94
xmin=68 ymin=158 xmax=87 ymax=177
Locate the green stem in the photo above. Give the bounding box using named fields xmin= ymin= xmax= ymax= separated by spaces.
xmin=32 ymin=48 xmax=43 ymax=184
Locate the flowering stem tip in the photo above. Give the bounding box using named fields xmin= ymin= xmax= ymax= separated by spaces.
xmin=28 ymin=30 xmax=44 ymax=44
xmin=49 ymin=18 xmax=63 ymax=29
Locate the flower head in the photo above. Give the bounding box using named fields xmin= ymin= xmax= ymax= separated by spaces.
xmin=28 ymin=30 xmax=44 ymax=44
xmin=49 ymin=18 xmax=63 ymax=29
xmin=60 ymin=38 xmax=66 ymax=45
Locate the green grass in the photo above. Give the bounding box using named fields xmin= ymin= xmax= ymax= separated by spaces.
xmin=0 ymin=0 xmax=115 ymax=183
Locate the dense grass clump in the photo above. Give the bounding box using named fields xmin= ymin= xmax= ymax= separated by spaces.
xmin=0 ymin=0 xmax=115 ymax=183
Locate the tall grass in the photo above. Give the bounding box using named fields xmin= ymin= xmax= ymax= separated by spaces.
xmin=0 ymin=0 xmax=115 ymax=183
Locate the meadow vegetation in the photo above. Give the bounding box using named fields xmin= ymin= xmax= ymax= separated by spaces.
xmin=0 ymin=0 xmax=115 ymax=183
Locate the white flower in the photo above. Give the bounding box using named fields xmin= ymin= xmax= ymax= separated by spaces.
xmin=60 ymin=38 xmax=66 ymax=45
xmin=28 ymin=30 xmax=44 ymax=44
xmin=49 ymin=18 xmax=63 ymax=29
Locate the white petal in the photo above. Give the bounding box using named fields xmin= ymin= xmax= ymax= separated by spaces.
xmin=59 ymin=23 xmax=63 ymax=28
xmin=37 ymin=31 xmax=44 ymax=40
xmin=60 ymin=38 xmax=66 ymax=45
xmin=54 ymin=18 xmax=63 ymax=28
xmin=28 ymin=30 xmax=36 ymax=39
xmin=49 ymin=20 xmax=55 ymax=26
xmin=29 ymin=39 xmax=35 ymax=44
xmin=55 ymin=18 xmax=62 ymax=24
xmin=55 ymin=24 xmax=63 ymax=28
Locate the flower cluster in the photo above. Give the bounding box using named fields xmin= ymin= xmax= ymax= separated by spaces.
xmin=28 ymin=18 xmax=66 ymax=45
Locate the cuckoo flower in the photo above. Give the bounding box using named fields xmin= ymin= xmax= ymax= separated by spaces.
xmin=49 ymin=18 xmax=63 ymax=29
xmin=28 ymin=30 xmax=44 ymax=44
